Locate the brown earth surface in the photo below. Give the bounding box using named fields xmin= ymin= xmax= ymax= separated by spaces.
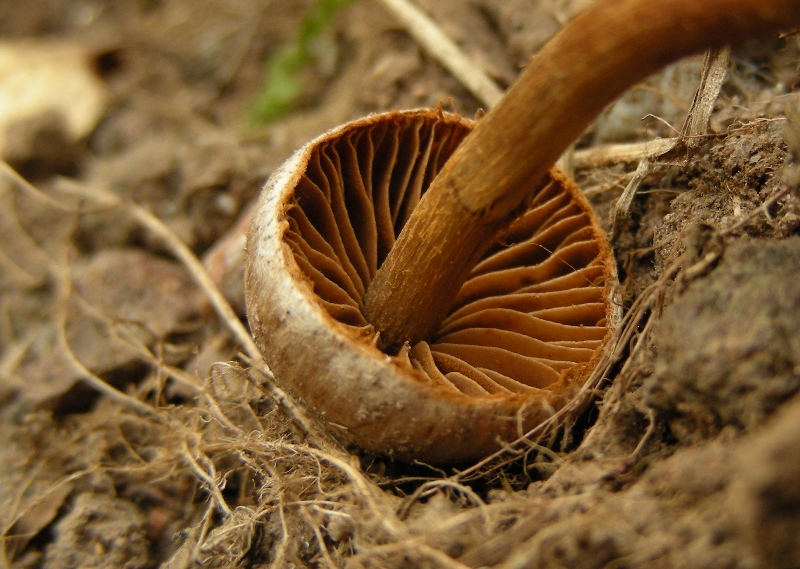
xmin=2 ymin=1 xmax=800 ymax=567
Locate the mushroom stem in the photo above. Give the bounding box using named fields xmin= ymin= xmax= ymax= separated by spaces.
xmin=364 ymin=0 xmax=800 ymax=348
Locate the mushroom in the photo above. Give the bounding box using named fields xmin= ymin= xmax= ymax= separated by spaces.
xmin=246 ymin=0 xmax=800 ymax=463
xmin=246 ymin=109 xmax=614 ymax=463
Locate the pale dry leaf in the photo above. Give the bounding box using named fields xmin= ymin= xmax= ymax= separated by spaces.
xmin=0 ymin=40 xmax=107 ymax=156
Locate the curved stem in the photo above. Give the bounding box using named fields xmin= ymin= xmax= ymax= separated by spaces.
xmin=364 ymin=0 xmax=800 ymax=348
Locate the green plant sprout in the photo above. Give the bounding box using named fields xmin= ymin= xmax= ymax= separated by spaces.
xmin=250 ymin=0 xmax=356 ymax=123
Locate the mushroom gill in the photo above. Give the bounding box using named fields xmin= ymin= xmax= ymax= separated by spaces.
xmin=283 ymin=110 xmax=612 ymax=397
xmin=245 ymin=108 xmax=616 ymax=463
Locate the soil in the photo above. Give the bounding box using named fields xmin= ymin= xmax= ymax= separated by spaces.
xmin=2 ymin=1 xmax=800 ymax=568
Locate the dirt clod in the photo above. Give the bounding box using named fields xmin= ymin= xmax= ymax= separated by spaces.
xmin=42 ymin=493 xmax=150 ymax=569
xmin=645 ymin=237 xmax=800 ymax=441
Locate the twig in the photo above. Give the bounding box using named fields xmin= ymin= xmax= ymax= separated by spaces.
xmin=512 ymin=116 xmax=780 ymax=172
xmin=375 ymin=0 xmax=503 ymax=107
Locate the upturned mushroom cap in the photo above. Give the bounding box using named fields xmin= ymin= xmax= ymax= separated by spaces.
xmin=245 ymin=109 xmax=617 ymax=464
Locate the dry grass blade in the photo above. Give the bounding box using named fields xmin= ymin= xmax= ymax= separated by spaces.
xmin=376 ymin=0 xmax=503 ymax=107
xmin=572 ymin=138 xmax=679 ymax=170
xmin=681 ymin=46 xmax=731 ymax=146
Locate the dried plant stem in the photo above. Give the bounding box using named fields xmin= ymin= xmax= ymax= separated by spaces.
xmin=53 ymin=270 xmax=161 ymax=419
xmin=681 ymin=47 xmax=731 ymax=147
xmin=272 ymin=497 xmax=290 ymax=568
xmin=56 ymin=179 xmax=263 ymax=364
xmin=181 ymin=440 xmax=233 ymax=517
xmin=611 ymin=160 xmax=653 ymax=239
xmin=301 ymin=507 xmax=337 ymax=569
xmin=364 ymin=0 xmax=800 ymax=347
xmin=71 ymin=295 xmax=206 ymax=395
xmin=375 ymin=0 xmax=503 ymax=108
xmin=572 ymin=138 xmax=679 ymax=170
xmin=611 ymin=46 xmax=731 ymax=238
xmin=363 ymin=541 xmax=475 ymax=569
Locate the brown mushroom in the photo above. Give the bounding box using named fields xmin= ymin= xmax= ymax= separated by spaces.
xmin=246 ymin=0 xmax=800 ymax=463
xmin=246 ymin=109 xmax=615 ymax=463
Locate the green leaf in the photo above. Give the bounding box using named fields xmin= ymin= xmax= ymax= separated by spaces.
xmin=250 ymin=0 xmax=357 ymax=124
